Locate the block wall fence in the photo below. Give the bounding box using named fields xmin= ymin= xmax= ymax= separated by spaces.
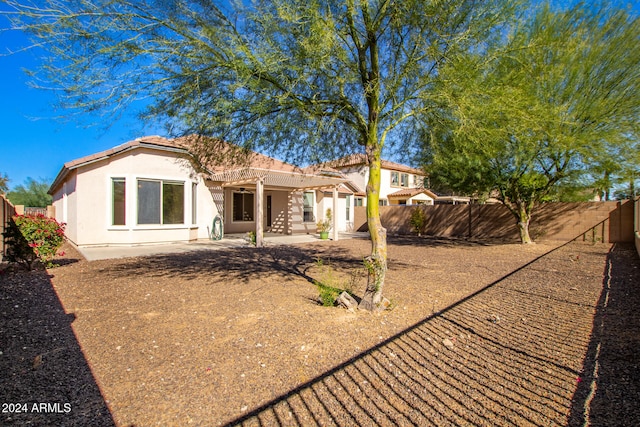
xmin=354 ymin=200 xmax=637 ymax=252
xmin=1 ymin=195 xmax=16 ymax=257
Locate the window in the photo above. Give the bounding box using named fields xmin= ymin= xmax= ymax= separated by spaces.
xmin=345 ymin=195 xmax=351 ymax=221
xmin=303 ymin=191 xmax=314 ymax=222
xmin=391 ymin=171 xmax=409 ymax=187
xmin=112 ymin=178 xmax=126 ymax=226
xmin=413 ymin=175 xmax=424 ymax=188
xmin=379 ymin=199 xmax=388 ymax=206
xmin=355 ymin=197 xmax=364 ymax=207
xmin=391 ymin=171 xmax=399 ymax=186
xmin=137 ymin=179 xmax=184 ymax=225
xmin=233 ymin=192 xmax=254 ymax=221
xmin=191 ymin=182 xmax=197 ymax=224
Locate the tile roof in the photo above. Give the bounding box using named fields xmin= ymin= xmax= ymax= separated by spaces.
xmin=323 ymin=153 xmax=426 ymax=176
xmin=387 ymin=188 xmax=438 ymax=199
xmin=49 ymin=135 xmax=349 ymax=194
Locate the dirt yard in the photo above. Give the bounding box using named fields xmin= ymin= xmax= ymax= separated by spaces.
xmin=1 ymin=236 xmax=639 ymax=426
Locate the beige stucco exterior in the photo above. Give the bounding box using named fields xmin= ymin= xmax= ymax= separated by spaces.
xmin=51 ymin=147 xmax=218 ymax=247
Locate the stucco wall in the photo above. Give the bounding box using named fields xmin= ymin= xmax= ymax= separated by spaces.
xmin=52 ymin=148 xmax=219 ymax=247
xmin=354 ymin=201 xmax=635 ymax=243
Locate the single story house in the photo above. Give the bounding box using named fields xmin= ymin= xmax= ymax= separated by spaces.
xmin=48 ymin=136 xmax=434 ymax=248
xmin=48 ymin=136 xmax=356 ymax=248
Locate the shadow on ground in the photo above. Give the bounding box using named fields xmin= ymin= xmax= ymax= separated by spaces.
xmin=0 ymin=267 xmax=115 ymax=427
xmin=220 ymin=242 xmax=639 ymax=427
xmin=94 ymin=244 xmax=363 ymax=286
xmin=568 ymin=243 xmax=640 ymax=425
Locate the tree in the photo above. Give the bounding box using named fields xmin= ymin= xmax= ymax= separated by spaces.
xmin=423 ymin=2 xmax=640 ymax=243
xmin=0 ymin=173 xmax=8 ymax=195
xmin=6 ymin=177 xmax=52 ymax=207
xmin=2 ymin=0 xmax=521 ymax=310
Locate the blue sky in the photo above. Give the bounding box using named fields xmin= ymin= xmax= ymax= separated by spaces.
xmin=1 ymin=1 xmax=637 ymax=191
xmin=0 ymin=23 xmax=162 ymax=191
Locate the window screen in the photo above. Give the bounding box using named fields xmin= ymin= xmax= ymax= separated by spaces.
xmin=138 ymin=180 xmax=161 ymax=224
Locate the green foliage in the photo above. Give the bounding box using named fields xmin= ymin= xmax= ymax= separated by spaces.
xmin=0 ymin=173 xmax=8 ymax=195
xmin=2 ymin=219 xmax=38 ymax=270
xmin=4 ymin=214 xmax=66 ymax=269
xmin=313 ymin=257 xmax=361 ymax=307
xmin=245 ymin=231 xmax=256 ymax=246
xmin=3 ymin=0 xmax=523 ymax=306
xmin=6 ymin=177 xmax=52 ymax=207
xmin=423 ymin=2 xmax=640 ymax=243
xmin=316 ymin=208 xmax=332 ymax=233
xmin=409 ymin=207 xmax=427 ymax=236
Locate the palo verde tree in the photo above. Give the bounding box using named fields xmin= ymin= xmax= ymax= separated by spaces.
xmin=423 ymin=2 xmax=640 ymax=243
xmin=2 ymin=0 xmax=521 ymax=310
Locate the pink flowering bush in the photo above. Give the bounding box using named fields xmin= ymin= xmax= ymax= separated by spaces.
xmin=3 ymin=214 xmax=66 ymax=270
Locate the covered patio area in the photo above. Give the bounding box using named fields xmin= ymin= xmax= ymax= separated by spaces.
xmin=206 ymin=167 xmax=349 ymax=247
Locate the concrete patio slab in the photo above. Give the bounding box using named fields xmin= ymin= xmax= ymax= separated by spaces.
xmin=75 ymin=232 xmax=369 ymax=261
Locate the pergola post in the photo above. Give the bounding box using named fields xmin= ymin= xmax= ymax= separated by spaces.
xmin=256 ymin=178 xmax=264 ymax=247
xmin=332 ymin=185 xmax=339 ymax=241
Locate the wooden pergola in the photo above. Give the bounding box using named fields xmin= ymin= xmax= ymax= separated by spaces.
xmin=207 ymin=167 xmax=348 ymax=247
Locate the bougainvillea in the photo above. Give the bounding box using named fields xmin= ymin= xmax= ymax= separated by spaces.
xmin=3 ymin=214 xmax=66 ymax=269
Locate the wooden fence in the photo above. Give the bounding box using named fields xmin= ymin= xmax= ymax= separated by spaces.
xmin=354 ymin=200 xmax=636 ymax=245
xmin=1 ymin=194 xmax=16 ymax=258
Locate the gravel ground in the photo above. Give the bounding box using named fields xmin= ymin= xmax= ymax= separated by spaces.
xmin=1 ymin=237 xmax=638 ymax=426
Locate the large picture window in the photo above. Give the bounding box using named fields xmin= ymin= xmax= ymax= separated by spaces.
xmin=233 ymin=192 xmax=254 ymax=221
xmin=112 ymin=178 xmax=126 ymax=226
xmin=137 ymin=179 xmax=184 ymax=225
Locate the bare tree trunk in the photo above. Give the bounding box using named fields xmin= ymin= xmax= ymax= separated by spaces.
xmin=516 ymin=203 xmax=533 ymax=244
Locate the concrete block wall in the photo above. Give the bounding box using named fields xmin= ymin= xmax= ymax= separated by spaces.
xmin=354 ymin=200 xmax=635 ymax=244
xmin=1 ymin=195 xmax=16 ymax=257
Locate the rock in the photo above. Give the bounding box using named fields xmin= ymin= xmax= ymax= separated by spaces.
xmin=378 ymin=297 xmax=392 ymax=311
xmin=337 ymin=291 xmax=358 ymax=311
xmin=443 ymin=338 xmax=455 ymax=350
xmin=32 ymin=354 xmax=43 ymax=370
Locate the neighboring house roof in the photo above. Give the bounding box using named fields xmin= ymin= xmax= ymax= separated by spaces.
xmin=387 ymin=188 xmax=438 ymax=199
xmin=324 ymin=153 xmax=426 ymax=176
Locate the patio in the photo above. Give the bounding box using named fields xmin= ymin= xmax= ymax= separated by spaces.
xmin=75 ymin=232 xmax=370 ymax=261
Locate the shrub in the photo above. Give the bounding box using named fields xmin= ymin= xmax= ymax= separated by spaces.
xmin=313 ymin=257 xmax=363 ymax=307
xmin=409 ymin=207 xmax=427 ymax=236
xmin=3 ymin=214 xmax=66 ymax=269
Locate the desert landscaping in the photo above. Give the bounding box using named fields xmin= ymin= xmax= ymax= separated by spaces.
xmin=1 ymin=236 xmax=639 ymax=426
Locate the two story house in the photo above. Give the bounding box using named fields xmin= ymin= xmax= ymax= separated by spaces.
xmin=325 ymin=154 xmax=437 ymax=207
